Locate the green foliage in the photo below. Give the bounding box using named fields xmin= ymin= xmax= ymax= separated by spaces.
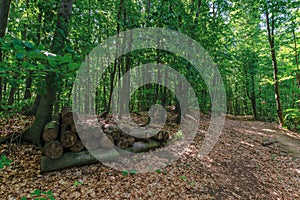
xmin=173 ymin=130 xmax=183 ymax=140
xmin=0 ymin=0 xmax=299 ymax=133
xmin=73 ymin=180 xmax=83 ymax=187
xmin=155 ymin=169 xmax=167 ymax=174
xmin=179 ymin=175 xmax=187 ymax=181
xmin=121 ymin=169 xmax=138 ymax=175
xmin=284 ymin=108 xmax=300 ymax=131
xmin=22 ymin=189 xmax=55 ymax=200
xmin=121 ymin=170 xmax=129 ymax=175
xmin=0 ymin=154 xmax=12 ymax=169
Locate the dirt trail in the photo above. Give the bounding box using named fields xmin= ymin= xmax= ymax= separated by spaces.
xmin=226 ymin=119 xmax=300 ymax=158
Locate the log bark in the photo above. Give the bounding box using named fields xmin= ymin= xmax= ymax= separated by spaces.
xmin=151 ymin=131 xmax=169 ymax=141
xmin=62 ymin=107 xmax=78 ymax=125
xmin=43 ymin=140 xmax=64 ymax=159
xmin=69 ymin=139 xmax=84 ymax=152
xmin=43 ymin=121 xmax=59 ymax=142
xmin=41 ymin=149 xmax=120 ymax=173
xmin=129 ymin=140 xmax=161 ymax=153
xmin=60 ymin=131 xmax=77 ymax=147
xmin=126 ymin=136 xmax=135 ymax=146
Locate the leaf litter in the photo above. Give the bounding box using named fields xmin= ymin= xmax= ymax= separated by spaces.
xmin=0 ymin=113 xmax=299 ymax=199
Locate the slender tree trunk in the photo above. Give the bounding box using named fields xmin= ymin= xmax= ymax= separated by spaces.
xmin=8 ymin=78 xmax=17 ymax=106
xmin=0 ymin=0 xmax=11 ymax=107
xmin=23 ymin=0 xmax=73 ymax=146
xmin=107 ymin=0 xmax=123 ymax=113
xmin=292 ymin=28 xmax=300 ymax=107
xmin=250 ymin=71 xmax=257 ymax=119
xmin=265 ymin=5 xmax=284 ymax=126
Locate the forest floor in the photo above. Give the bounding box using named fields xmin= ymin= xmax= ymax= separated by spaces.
xmin=0 ymin=113 xmax=300 ymax=199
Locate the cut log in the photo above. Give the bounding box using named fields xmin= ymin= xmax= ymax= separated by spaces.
xmin=126 ymin=136 xmax=135 ymax=146
xmin=116 ymin=137 xmax=130 ymax=149
xmin=41 ymin=149 xmax=120 ymax=173
xmin=62 ymin=107 xmax=78 ymax=125
xmin=151 ymin=131 xmax=169 ymax=141
xmin=43 ymin=140 xmax=64 ymax=159
xmin=43 ymin=121 xmax=59 ymax=142
xmin=60 ymin=131 xmax=77 ymax=147
xmin=129 ymin=140 xmax=161 ymax=153
xmin=69 ymin=140 xmax=85 ymax=152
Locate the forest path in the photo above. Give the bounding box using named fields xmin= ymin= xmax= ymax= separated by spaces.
xmin=224 ymin=119 xmax=300 ymax=158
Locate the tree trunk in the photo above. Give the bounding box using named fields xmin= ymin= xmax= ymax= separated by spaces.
xmin=23 ymin=74 xmax=32 ymax=99
xmin=292 ymin=28 xmax=300 ymax=107
xmin=250 ymin=72 xmax=257 ymax=120
xmin=22 ymin=0 xmax=73 ymax=146
xmin=265 ymin=5 xmax=284 ymax=126
xmin=107 ymin=0 xmax=124 ymax=113
xmin=24 ymin=94 xmax=41 ymax=116
xmin=0 ymin=0 xmax=11 ymax=106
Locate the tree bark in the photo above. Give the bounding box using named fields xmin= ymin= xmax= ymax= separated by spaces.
xmin=0 ymin=0 xmax=11 ymax=106
xmin=129 ymin=140 xmax=161 ymax=153
xmin=265 ymin=4 xmax=284 ymax=126
xmin=40 ymin=149 xmax=120 ymax=173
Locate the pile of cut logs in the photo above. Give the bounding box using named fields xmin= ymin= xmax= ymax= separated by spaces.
xmin=42 ymin=108 xmax=169 ymax=160
xmin=42 ymin=108 xmax=82 ymax=159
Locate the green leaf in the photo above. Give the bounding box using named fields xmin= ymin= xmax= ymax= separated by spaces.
xmin=31 ymin=189 xmax=41 ymax=196
xmin=179 ymin=176 xmax=187 ymax=181
xmin=130 ymin=169 xmax=138 ymax=174
xmin=121 ymin=170 xmax=129 ymax=175
xmin=1 ymin=154 xmax=7 ymax=161
xmin=16 ymin=53 xmax=25 ymax=60
xmin=49 ymin=59 xmax=57 ymax=68
xmin=24 ymin=41 xmax=34 ymax=50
